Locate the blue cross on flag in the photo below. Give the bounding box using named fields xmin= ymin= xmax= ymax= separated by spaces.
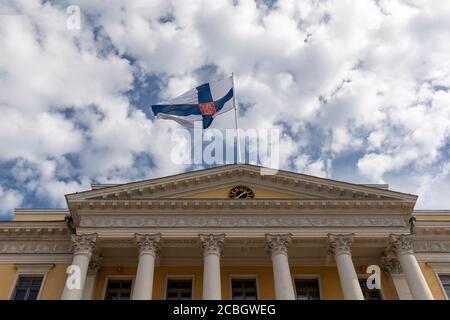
xmin=151 ymin=77 xmax=234 ymax=129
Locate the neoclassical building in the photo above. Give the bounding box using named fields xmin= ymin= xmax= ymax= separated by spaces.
xmin=0 ymin=164 xmax=449 ymax=300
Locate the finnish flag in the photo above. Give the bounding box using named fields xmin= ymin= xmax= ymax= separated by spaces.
xmin=151 ymin=77 xmax=234 ymax=129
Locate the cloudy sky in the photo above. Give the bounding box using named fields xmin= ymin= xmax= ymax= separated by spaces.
xmin=0 ymin=0 xmax=449 ymax=219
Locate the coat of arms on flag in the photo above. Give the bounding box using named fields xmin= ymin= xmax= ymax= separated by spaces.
xmin=151 ymin=76 xmax=235 ymax=129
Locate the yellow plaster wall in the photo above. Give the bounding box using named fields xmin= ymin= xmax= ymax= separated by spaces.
xmin=419 ymin=262 xmax=447 ymax=300
xmin=40 ymin=264 xmax=69 ymax=300
xmin=181 ymin=186 xmax=301 ymax=199
xmin=0 ymin=265 xmax=17 ymax=299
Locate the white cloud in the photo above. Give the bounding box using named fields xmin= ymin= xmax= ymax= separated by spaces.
xmin=0 ymin=0 xmax=449 ymax=216
xmin=0 ymin=186 xmax=23 ymax=217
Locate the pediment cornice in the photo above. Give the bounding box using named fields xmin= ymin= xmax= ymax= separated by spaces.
xmin=66 ymin=164 xmax=417 ymax=203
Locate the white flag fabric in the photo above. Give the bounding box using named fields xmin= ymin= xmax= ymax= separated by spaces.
xmin=151 ymin=77 xmax=234 ymax=129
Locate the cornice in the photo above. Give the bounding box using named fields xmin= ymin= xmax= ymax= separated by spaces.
xmin=70 ymin=199 xmax=415 ymax=212
xmin=66 ymin=165 xmax=417 ymax=203
xmin=0 ymin=254 xmax=73 ymax=264
xmin=0 ymin=241 xmax=72 ymax=254
xmin=0 ymin=222 xmax=71 ymax=240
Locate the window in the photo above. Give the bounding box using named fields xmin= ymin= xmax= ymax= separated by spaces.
xmin=439 ymin=275 xmax=450 ymax=298
xmin=166 ymin=279 xmax=193 ymax=300
xmin=231 ymin=278 xmax=258 ymax=300
xmin=12 ymin=276 xmax=43 ymax=300
xmin=294 ymin=279 xmax=320 ymax=300
xmin=105 ymin=279 xmax=133 ymax=300
xmin=358 ymin=278 xmax=382 ymax=300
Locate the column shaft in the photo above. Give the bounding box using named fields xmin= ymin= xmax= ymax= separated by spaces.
xmin=203 ymin=253 xmax=222 ymax=299
xmin=200 ymin=234 xmax=225 ymax=300
xmin=82 ymin=255 xmax=102 ymax=300
xmin=82 ymin=273 xmax=97 ymax=300
xmin=266 ymin=234 xmax=295 ymax=300
xmin=328 ymin=234 xmax=364 ymax=300
xmin=389 ymin=234 xmax=434 ymax=300
xmin=61 ymin=234 xmax=97 ymax=300
xmin=335 ymin=252 xmax=364 ymax=300
xmin=131 ymin=233 xmax=160 ymax=300
xmin=398 ymin=251 xmax=433 ymax=300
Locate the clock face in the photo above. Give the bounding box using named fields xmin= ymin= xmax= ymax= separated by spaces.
xmin=229 ymin=186 xmax=255 ymax=199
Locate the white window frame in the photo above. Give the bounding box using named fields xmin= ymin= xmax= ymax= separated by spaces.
xmin=164 ymin=275 xmax=195 ymax=300
xmin=229 ymin=274 xmax=260 ymax=300
xmin=428 ymin=262 xmax=450 ymax=300
xmin=102 ymin=275 xmax=135 ymax=300
xmin=292 ymin=274 xmax=322 ymax=300
xmin=358 ymin=274 xmax=385 ymax=300
xmin=436 ymin=274 xmax=450 ymax=300
xmin=8 ymin=264 xmax=54 ymax=300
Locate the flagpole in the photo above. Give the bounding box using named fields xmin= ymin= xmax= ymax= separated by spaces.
xmin=231 ymin=72 xmax=242 ymax=164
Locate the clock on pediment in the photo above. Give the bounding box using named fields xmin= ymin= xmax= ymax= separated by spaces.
xmin=229 ymin=186 xmax=255 ymax=199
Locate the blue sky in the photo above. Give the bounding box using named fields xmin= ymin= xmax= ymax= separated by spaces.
xmin=0 ymin=0 xmax=450 ymax=220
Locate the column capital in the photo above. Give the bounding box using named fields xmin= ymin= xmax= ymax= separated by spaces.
xmin=381 ymin=254 xmax=402 ymax=274
xmin=388 ymin=234 xmax=414 ymax=256
xmin=88 ymin=254 xmax=103 ymax=275
xmin=265 ymin=233 xmax=292 ymax=256
xmin=328 ymin=233 xmax=354 ymax=256
xmin=135 ymin=233 xmax=161 ymax=256
xmin=199 ymin=234 xmax=225 ymax=256
xmin=71 ymin=233 xmax=97 ymax=257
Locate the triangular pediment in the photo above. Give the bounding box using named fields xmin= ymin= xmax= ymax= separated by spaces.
xmin=65 ymin=164 xmax=417 ymax=202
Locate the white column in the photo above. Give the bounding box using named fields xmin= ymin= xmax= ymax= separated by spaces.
xmin=265 ymin=234 xmax=295 ymax=300
xmin=82 ymin=255 xmax=102 ymax=300
xmin=131 ymin=233 xmax=161 ymax=300
xmin=200 ymin=234 xmax=225 ymax=300
xmin=389 ymin=234 xmax=434 ymax=300
xmin=381 ymin=254 xmax=413 ymax=300
xmin=61 ymin=233 xmax=97 ymax=300
xmin=328 ymin=234 xmax=364 ymax=300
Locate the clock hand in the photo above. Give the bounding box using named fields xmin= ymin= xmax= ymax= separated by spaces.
xmin=236 ymin=192 xmax=245 ymax=198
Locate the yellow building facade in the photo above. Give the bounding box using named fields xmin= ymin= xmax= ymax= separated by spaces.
xmin=0 ymin=164 xmax=449 ymax=300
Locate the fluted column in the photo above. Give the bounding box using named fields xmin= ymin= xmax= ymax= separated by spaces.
xmin=131 ymin=233 xmax=161 ymax=300
xmin=200 ymin=234 xmax=225 ymax=300
xmin=328 ymin=234 xmax=364 ymax=300
xmin=388 ymin=234 xmax=434 ymax=300
xmin=265 ymin=234 xmax=295 ymax=300
xmin=61 ymin=233 xmax=97 ymax=300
